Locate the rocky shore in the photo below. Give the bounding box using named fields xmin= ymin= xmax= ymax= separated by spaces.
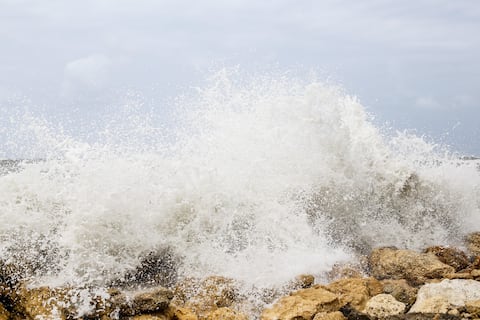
xmin=2 ymin=232 xmax=480 ymax=320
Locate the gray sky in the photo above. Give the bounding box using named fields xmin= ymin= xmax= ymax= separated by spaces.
xmin=1 ymin=0 xmax=479 ymax=155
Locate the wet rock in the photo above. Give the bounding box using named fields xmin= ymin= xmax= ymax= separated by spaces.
xmin=424 ymin=246 xmax=469 ymax=272
xmin=173 ymin=276 xmax=239 ymax=317
xmin=381 ymin=279 xmax=417 ymax=309
xmin=313 ymin=311 xmax=346 ymax=320
xmin=368 ymin=248 xmax=454 ymax=285
xmin=327 ymin=263 xmax=364 ymax=281
xmin=409 ymin=279 xmax=480 ymax=314
xmin=291 ymin=274 xmax=315 ymax=289
xmin=465 ymin=232 xmax=480 ymax=256
xmin=117 ymin=247 xmax=181 ymax=288
xmin=11 ymin=284 xmax=69 ymax=320
xmin=130 ymin=287 xmax=173 ymax=314
xmin=165 ymin=305 xmax=198 ymax=320
xmin=364 ymin=294 xmax=405 ymax=318
xmin=0 ymin=303 xmax=9 ymax=320
xmin=326 ymin=277 xmax=383 ymax=311
xmin=205 ymin=307 xmax=248 ymax=320
xmin=260 ymin=285 xmax=342 ymax=320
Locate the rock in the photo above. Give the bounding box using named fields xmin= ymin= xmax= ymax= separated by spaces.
xmin=364 ymin=294 xmax=406 ymax=318
xmin=291 ymin=274 xmax=315 ymax=289
xmin=326 ymin=277 xmax=383 ymax=311
xmin=166 ymin=305 xmax=198 ymax=320
xmin=11 ymin=285 xmax=69 ymax=320
xmin=424 ymin=246 xmax=469 ymax=272
xmin=313 ymin=311 xmax=346 ymax=320
xmin=0 ymin=303 xmax=9 ymax=320
xmin=130 ymin=287 xmax=173 ymax=314
xmin=381 ymin=279 xmax=418 ymax=308
xmin=409 ymin=279 xmax=480 ymax=314
xmin=471 ymin=269 xmax=480 ymax=278
xmin=327 ymin=263 xmax=363 ymax=281
xmin=466 ymin=232 xmax=480 ymax=256
xmin=116 ymin=247 xmax=181 ymax=288
xmin=173 ymin=276 xmax=239 ymax=317
xmin=131 ymin=314 xmax=168 ymax=320
xmin=205 ymin=307 xmax=248 ymax=320
xmin=465 ymin=299 xmax=480 ymax=317
xmin=260 ymin=285 xmax=342 ymax=320
xmin=368 ymin=247 xmax=454 ymax=285
xmin=445 ymin=272 xmax=472 ymax=279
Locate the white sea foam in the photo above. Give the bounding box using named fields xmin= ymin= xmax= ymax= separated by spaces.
xmin=0 ymin=70 xmax=479 ymax=293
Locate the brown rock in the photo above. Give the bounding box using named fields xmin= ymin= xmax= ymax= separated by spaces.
xmin=11 ymin=285 xmax=69 ymax=320
xmin=471 ymin=269 xmax=480 ymax=278
xmin=424 ymin=246 xmax=469 ymax=272
xmin=368 ymin=247 xmax=455 ymax=285
xmin=130 ymin=287 xmax=173 ymax=314
xmin=465 ymin=299 xmax=480 ymax=316
xmin=291 ymin=274 xmax=315 ymax=289
xmin=445 ymin=272 xmax=472 ymax=280
xmin=313 ymin=311 xmax=346 ymax=320
xmin=174 ymin=276 xmax=239 ymax=317
xmin=0 ymin=303 xmax=9 ymax=320
xmin=260 ymin=285 xmax=342 ymax=320
xmin=165 ymin=305 xmax=198 ymax=320
xmin=131 ymin=314 xmax=168 ymax=320
xmin=327 ymin=263 xmax=363 ymax=281
xmin=381 ymin=279 xmax=418 ymax=308
xmin=205 ymin=307 xmax=248 ymax=320
xmin=466 ymin=232 xmax=480 ymax=256
xmin=326 ymin=277 xmax=383 ymax=311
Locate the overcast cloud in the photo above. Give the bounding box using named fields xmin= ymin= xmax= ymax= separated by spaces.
xmin=1 ymin=0 xmax=479 ymax=154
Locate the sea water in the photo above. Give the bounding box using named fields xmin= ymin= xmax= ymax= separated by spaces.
xmin=0 ymin=70 xmax=479 ymax=296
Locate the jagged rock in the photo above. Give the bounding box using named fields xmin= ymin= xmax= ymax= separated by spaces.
xmin=326 ymin=277 xmax=383 ymax=311
xmin=387 ymin=313 xmax=461 ymax=320
xmin=313 ymin=311 xmax=346 ymax=320
xmin=0 ymin=303 xmax=9 ymax=320
xmin=130 ymin=287 xmax=173 ymax=314
xmin=381 ymin=279 xmax=417 ymax=308
xmin=260 ymin=285 xmax=342 ymax=320
xmin=409 ymin=279 xmax=480 ymax=314
xmin=131 ymin=314 xmax=167 ymax=320
xmin=364 ymin=294 xmax=406 ymax=318
xmin=466 ymin=232 xmax=480 ymax=256
xmin=445 ymin=272 xmax=472 ymax=279
xmin=205 ymin=307 xmax=248 ymax=320
xmin=368 ymin=247 xmax=454 ymax=285
xmin=424 ymin=246 xmax=469 ymax=272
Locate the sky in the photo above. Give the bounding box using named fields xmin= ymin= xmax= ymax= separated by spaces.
xmin=1 ymin=0 xmax=479 ymax=155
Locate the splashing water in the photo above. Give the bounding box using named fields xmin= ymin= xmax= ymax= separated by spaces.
xmin=0 ymin=70 xmax=479 ymax=294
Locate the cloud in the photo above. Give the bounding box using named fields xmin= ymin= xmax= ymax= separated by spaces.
xmin=62 ymin=54 xmax=112 ymax=96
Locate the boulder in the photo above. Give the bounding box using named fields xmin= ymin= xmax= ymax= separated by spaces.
xmin=424 ymin=246 xmax=469 ymax=272
xmin=364 ymin=294 xmax=406 ymax=318
xmin=260 ymin=285 xmax=342 ymax=320
xmin=130 ymin=287 xmax=173 ymax=314
xmin=409 ymin=279 xmax=480 ymax=314
xmin=11 ymin=285 xmax=69 ymax=320
xmin=381 ymin=279 xmax=417 ymax=308
xmin=368 ymin=247 xmax=454 ymax=285
xmin=173 ymin=276 xmax=239 ymax=317
xmin=466 ymin=232 xmax=480 ymax=256
xmin=325 ymin=277 xmax=383 ymax=311
xmin=205 ymin=307 xmax=248 ymax=320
